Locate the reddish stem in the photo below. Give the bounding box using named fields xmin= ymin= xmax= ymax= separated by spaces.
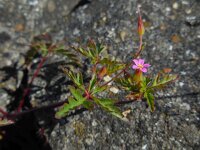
xmin=29 ymin=56 xmax=47 ymax=85
xmin=0 ymin=107 xmax=8 ymax=116
xmin=17 ymin=45 xmax=54 ymax=112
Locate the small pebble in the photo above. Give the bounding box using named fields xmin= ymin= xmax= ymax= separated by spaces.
xmin=85 ymin=134 xmax=93 ymax=145
xmin=109 ymin=87 xmax=119 ymax=94
xmin=92 ymin=120 xmax=97 ymax=127
xmin=28 ymin=0 xmax=38 ymax=6
xmin=181 ymin=103 xmax=191 ymax=111
xmin=105 ymin=127 xmax=111 ymax=134
xmin=142 ymin=144 xmax=147 ymax=150
xmin=180 ymin=71 xmax=186 ymax=75
xmin=169 ymin=45 xmax=173 ymax=51
xmin=185 ymin=9 xmax=192 ymax=14
xmin=102 ymin=16 xmax=107 ymax=22
xmin=15 ymin=24 xmax=25 ymax=32
xmin=172 ymin=2 xmax=179 ymax=9
xmin=182 ymin=0 xmax=189 ymax=5
xmin=48 ymin=1 xmax=56 ymax=13
xmin=103 ymin=75 xmax=112 ymax=85
xmin=165 ymin=7 xmax=171 ymax=12
xmin=73 ymin=28 xmax=80 ymax=35
xmin=120 ymin=31 xmax=127 ymax=42
xmin=179 ymin=82 xmax=184 ymax=87
xmin=51 ymin=131 xmax=57 ymax=137
xmin=185 ymin=16 xmax=200 ymax=26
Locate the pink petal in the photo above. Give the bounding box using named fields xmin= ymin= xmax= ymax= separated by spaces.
xmin=138 ymin=59 xmax=144 ymax=65
xmin=143 ymin=63 xmax=151 ymax=68
xmin=132 ymin=65 xmax=139 ymax=69
xmin=133 ymin=59 xmax=139 ymax=65
xmin=141 ymin=68 xmax=147 ymax=72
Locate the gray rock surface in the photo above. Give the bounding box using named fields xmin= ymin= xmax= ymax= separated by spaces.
xmin=0 ymin=0 xmax=200 ymax=150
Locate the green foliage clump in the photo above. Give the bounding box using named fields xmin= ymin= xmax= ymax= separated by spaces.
xmin=55 ymin=39 xmax=177 ymax=119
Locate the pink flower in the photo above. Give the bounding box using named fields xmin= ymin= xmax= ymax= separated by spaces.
xmin=132 ymin=59 xmax=150 ymax=73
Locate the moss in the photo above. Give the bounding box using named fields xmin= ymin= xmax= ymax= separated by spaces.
xmin=72 ymin=121 xmax=86 ymax=138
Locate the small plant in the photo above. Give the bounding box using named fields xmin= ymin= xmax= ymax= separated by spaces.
xmin=55 ymin=6 xmax=178 ymax=120
xmin=0 ymin=6 xmax=177 ymax=127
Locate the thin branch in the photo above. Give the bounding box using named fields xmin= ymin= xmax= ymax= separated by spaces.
xmin=17 ymin=45 xmax=54 ymax=112
xmin=0 ymin=108 xmax=8 ymax=116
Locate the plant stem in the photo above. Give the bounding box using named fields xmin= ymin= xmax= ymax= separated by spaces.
xmin=0 ymin=108 xmax=8 ymax=116
xmin=17 ymin=45 xmax=54 ymax=112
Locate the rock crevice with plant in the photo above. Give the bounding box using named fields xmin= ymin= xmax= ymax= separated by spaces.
xmin=0 ymin=7 xmax=177 ymax=126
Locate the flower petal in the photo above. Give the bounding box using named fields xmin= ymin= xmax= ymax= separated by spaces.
xmin=138 ymin=59 xmax=144 ymax=65
xmin=143 ymin=63 xmax=151 ymax=68
xmin=133 ymin=59 xmax=139 ymax=65
xmin=132 ymin=65 xmax=138 ymax=69
xmin=141 ymin=68 xmax=147 ymax=72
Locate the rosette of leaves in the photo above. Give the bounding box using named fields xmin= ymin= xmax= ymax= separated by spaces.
xmin=116 ymin=71 xmax=178 ymax=111
xmin=55 ymin=41 xmax=127 ymax=119
xmin=55 ymin=70 xmax=123 ymax=119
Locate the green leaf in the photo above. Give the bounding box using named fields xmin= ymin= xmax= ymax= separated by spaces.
xmin=83 ymin=101 xmax=94 ymax=109
xmin=93 ymin=97 xmax=123 ymax=118
xmin=54 ymin=47 xmax=79 ymax=63
xmin=72 ymin=41 xmax=105 ymax=64
xmin=116 ymin=77 xmax=139 ymax=92
xmin=140 ymin=76 xmax=151 ymax=92
xmin=91 ymin=86 xmax=107 ymax=95
xmin=100 ymin=58 xmax=125 ymax=75
xmin=150 ymin=74 xmax=177 ymax=90
xmin=40 ymin=44 xmax=51 ymax=57
xmin=96 ymin=43 xmax=105 ymax=54
xmin=55 ymin=87 xmax=86 ymax=119
xmin=69 ymin=86 xmax=84 ymax=101
xmin=88 ymin=74 xmax=97 ymax=92
xmin=64 ymin=69 xmax=84 ymax=90
xmin=144 ymin=91 xmax=155 ymax=112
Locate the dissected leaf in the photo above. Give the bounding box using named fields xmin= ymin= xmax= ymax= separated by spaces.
xmin=62 ymin=68 xmax=84 ymax=90
xmin=54 ymin=46 xmax=80 ymax=64
xmin=116 ymin=77 xmax=139 ymax=92
xmin=72 ymin=41 xmax=105 ymax=64
xmin=140 ymin=76 xmax=151 ymax=92
xmin=83 ymin=101 xmax=94 ymax=110
xmin=144 ymin=91 xmax=155 ymax=111
xmin=151 ymin=74 xmax=177 ymax=89
xmin=88 ymin=74 xmax=97 ymax=92
xmin=93 ymin=97 xmax=123 ymax=118
xmin=100 ymin=58 xmax=125 ymax=75
xmin=55 ymin=87 xmax=86 ymax=119
xmin=91 ymin=85 xmax=107 ymax=95
xmin=96 ymin=43 xmax=105 ymax=54
xmin=69 ymin=86 xmax=84 ymax=101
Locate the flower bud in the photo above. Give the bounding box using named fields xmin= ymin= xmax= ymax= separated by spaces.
xmin=138 ymin=15 xmax=145 ymax=36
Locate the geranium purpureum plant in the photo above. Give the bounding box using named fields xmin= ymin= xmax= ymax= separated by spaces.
xmin=0 ymin=6 xmax=177 ymax=126
xmin=55 ymin=6 xmax=178 ymax=119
